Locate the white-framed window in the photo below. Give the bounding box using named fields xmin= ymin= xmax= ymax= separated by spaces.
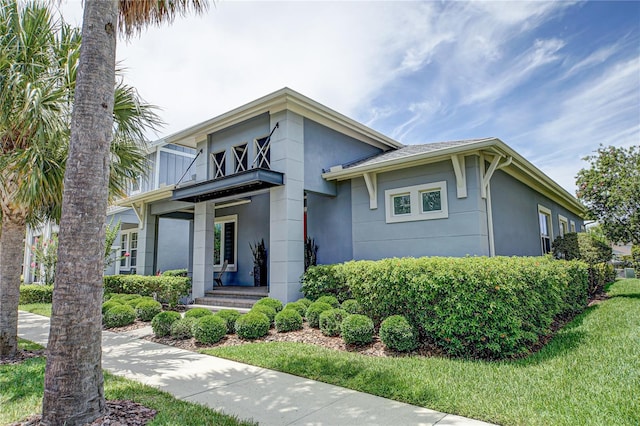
xmin=538 ymin=205 xmax=553 ymax=254
xmin=214 ymin=214 xmax=237 ymax=272
xmin=558 ymin=215 xmax=569 ymax=237
xmin=254 ymin=136 xmax=271 ymax=169
xmin=233 ymin=144 xmax=248 ymax=173
xmin=384 ymin=181 xmax=448 ymax=223
xmin=119 ymin=230 xmax=138 ymax=272
xmin=570 ymin=220 xmax=576 ymax=233
xmin=211 ymin=150 xmax=226 ymax=179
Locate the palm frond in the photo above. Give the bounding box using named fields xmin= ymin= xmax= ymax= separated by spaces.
xmin=118 ymin=0 xmax=209 ymax=38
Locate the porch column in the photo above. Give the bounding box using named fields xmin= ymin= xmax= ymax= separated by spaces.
xmin=269 ymin=110 xmax=304 ymax=303
xmin=192 ymin=201 xmax=215 ymax=299
xmin=136 ymin=209 xmax=157 ymax=275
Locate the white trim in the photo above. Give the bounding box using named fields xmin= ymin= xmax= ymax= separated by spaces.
xmin=119 ymin=229 xmax=138 ymax=272
xmin=538 ymin=204 xmax=553 ymax=254
xmin=570 ymin=220 xmax=576 ymax=233
xmin=254 ymin=136 xmax=271 ymax=169
xmin=214 ymin=214 xmax=238 ymax=272
xmin=158 ymin=146 xmax=197 ymax=159
xmin=451 ymin=154 xmax=467 ymax=198
xmin=363 ymin=172 xmax=378 ymax=209
xmin=486 ymin=183 xmax=495 ymax=257
xmin=558 ymin=214 xmax=569 ymax=237
xmin=232 ymin=143 xmax=248 ymax=173
xmin=384 ymin=181 xmax=448 ymax=223
xmin=211 ymin=150 xmax=227 ymax=179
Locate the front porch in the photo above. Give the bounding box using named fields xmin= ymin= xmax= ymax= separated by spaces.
xmin=194 ymin=286 xmax=269 ymax=310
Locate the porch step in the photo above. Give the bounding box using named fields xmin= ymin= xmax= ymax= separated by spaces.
xmin=194 ymin=286 xmax=269 ymax=310
xmin=187 ymin=304 xmax=250 ymax=314
xmin=193 ymin=297 xmax=259 ymax=310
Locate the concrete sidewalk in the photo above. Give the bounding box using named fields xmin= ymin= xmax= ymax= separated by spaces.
xmin=18 ymin=311 xmax=495 ymax=426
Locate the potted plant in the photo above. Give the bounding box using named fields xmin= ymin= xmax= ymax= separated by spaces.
xmin=304 ymin=237 xmax=318 ymax=271
xmin=250 ymin=239 xmax=267 ymax=287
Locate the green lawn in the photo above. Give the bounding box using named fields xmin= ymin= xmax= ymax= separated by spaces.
xmin=203 ymin=279 xmax=640 ymax=426
xmin=18 ymin=303 xmax=52 ymax=317
xmin=0 ymin=340 xmax=255 ymax=425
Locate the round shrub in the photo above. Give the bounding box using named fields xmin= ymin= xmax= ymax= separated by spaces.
xmin=235 ymin=312 xmax=270 ymax=340
xmin=275 ymin=309 xmax=303 ymax=332
xmin=283 ymin=301 xmax=306 ymax=318
xmin=316 ymin=295 xmax=340 ymax=308
xmin=112 ymin=293 xmax=140 ymax=302
xmin=135 ymin=299 xmax=162 ymax=322
xmin=251 ymin=304 xmax=276 ymax=324
xmin=341 ymin=299 xmax=362 ymax=315
xmin=151 ymin=311 xmax=181 ymax=337
xmin=341 ymin=314 xmax=374 ymax=345
xmin=306 ymin=301 xmax=333 ymax=328
xmin=193 ymin=315 xmax=227 ymax=344
xmin=184 ymin=307 xmax=214 ymax=319
xmin=214 ymin=309 xmax=241 ymax=334
xmin=297 ymin=298 xmax=312 ymax=309
xmin=102 ymin=300 xmax=122 ymax=314
xmin=379 ymin=315 xmax=419 ymax=352
xmin=254 ymin=297 xmax=283 ymax=312
xmin=124 ymin=297 xmax=145 ymax=309
xmin=170 ymin=317 xmax=197 ymax=339
xmin=103 ymin=304 xmax=136 ymax=328
xmin=319 ymin=308 xmax=348 ymax=337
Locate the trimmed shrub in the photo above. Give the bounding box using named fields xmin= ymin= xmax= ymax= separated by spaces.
xmin=124 ymin=297 xmax=145 ymax=308
xmin=341 ymin=299 xmax=362 ymax=315
xmin=102 ymin=300 xmax=123 ymax=314
xmin=151 ymin=311 xmax=181 ymax=337
xmin=235 ymin=312 xmax=270 ymax=340
xmin=300 ymin=264 xmax=351 ymax=302
xmin=19 ymin=284 xmax=53 ymax=304
xmin=305 ymin=301 xmax=333 ymax=328
xmin=283 ymin=301 xmax=306 ymax=318
xmin=341 ymin=314 xmax=374 ymax=345
xmin=316 ymin=295 xmax=340 ymax=308
xmin=103 ymin=305 xmax=136 ymax=328
xmin=193 ymin=315 xmax=227 ymax=344
xmin=297 ymin=298 xmax=313 ymax=309
xmin=379 ymin=315 xmax=418 ymax=352
xmin=135 ymin=299 xmax=162 ymax=321
xmin=632 ymin=245 xmax=640 ymax=275
xmin=251 ymin=305 xmax=276 ymax=324
xmin=214 ymin=309 xmax=241 ymax=334
xmin=184 ymin=307 xmax=214 ymax=319
xmin=254 ymin=297 xmax=283 ymax=312
xmin=103 ymin=275 xmax=191 ymax=307
xmin=319 ymin=308 xmax=348 ymax=337
xmin=161 ymin=269 xmax=188 ymax=277
xmin=275 ymin=309 xmax=303 ymax=332
xmin=170 ymin=317 xmax=197 ymax=339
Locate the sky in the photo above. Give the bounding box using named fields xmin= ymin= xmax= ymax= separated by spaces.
xmin=56 ymin=1 xmax=640 ymax=196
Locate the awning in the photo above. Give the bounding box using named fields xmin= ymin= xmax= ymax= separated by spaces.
xmin=172 ymin=168 xmax=284 ymax=203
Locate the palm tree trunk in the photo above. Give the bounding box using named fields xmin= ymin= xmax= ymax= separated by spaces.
xmin=42 ymin=1 xmax=118 ymax=424
xmin=0 ymin=216 xmax=27 ymax=357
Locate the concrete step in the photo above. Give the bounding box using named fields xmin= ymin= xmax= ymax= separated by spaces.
xmin=204 ymin=288 xmax=268 ymax=300
xmin=194 ymin=296 xmax=258 ymax=309
xmin=186 ymin=304 xmax=250 ymax=314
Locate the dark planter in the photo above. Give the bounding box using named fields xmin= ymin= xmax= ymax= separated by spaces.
xmin=253 ymin=263 xmax=267 ymax=287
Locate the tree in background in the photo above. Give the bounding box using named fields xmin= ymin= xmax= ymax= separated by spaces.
xmin=576 ymin=145 xmax=640 ymax=245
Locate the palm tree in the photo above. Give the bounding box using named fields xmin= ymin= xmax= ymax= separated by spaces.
xmin=42 ymin=1 xmax=207 ymax=424
xmin=0 ymin=0 xmax=160 ymax=358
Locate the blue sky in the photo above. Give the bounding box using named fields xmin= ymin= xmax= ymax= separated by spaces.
xmin=58 ymin=1 xmax=640 ymax=195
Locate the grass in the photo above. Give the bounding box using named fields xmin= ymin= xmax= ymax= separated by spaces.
xmin=202 ymin=279 xmax=640 ymax=426
xmin=18 ymin=303 xmax=52 ymax=317
xmin=0 ymin=341 xmax=255 ymax=425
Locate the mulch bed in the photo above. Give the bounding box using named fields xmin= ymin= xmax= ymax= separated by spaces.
xmin=8 ymin=401 xmax=156 ymax=426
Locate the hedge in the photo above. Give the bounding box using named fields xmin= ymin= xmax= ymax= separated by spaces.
xmin=302 ymin=256 xmax=590 ymax=359
xmin=103 ymin=275 xmax=191 ymax=307
xmin=19 ymin=284 xmax=53 ymax=304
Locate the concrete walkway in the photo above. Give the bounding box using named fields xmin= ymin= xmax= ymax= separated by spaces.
xmin=18 ymin=311 xmax=495 ymax=426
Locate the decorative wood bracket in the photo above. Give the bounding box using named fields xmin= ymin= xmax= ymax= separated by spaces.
xmin=363 ymin=172 xmax=378 ymax=209
xmin=131 ymin=202 xmax=146 ymax=230
xmin=480 ymin=153 xmax=513 ymax=199
xmin=451 ymin=154 xmax=467 ymax=198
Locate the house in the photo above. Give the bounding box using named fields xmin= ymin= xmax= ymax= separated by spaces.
xmin=25 ymin=88 xmax=586 ymax=303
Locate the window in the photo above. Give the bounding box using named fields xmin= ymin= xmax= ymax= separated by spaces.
xmin=538 ymin=205 xmax=552 ymax=254
xmin=558 ymin=215 xmax=569 ymax=237
xmin=254 ymin=136 xmax=271 ymax=169
xmin=211 ymin=150 xmax=226 ymax=179
xmin=385 ymin=181 xmax=448 ymax=223
xmin=119 ymin=230 xmax=138 ymax=271
xmin=214 ymin=215 xmax=237 ymax=271
xmin=233 ymin=144 xmax=248 ymax=173
xmin=570 ymin=220 xmax=576 ymax=232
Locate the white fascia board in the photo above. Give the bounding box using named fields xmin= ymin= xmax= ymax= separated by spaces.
xmin=114 ymin=184 xmax=176 ymax=207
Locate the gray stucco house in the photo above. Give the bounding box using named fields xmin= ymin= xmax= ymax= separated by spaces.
xmin=105 ymin=88 xmax=585 ymax=303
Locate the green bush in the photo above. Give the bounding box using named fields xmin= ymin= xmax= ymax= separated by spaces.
xmin=632 ymin=246 xmax=640 ymax=275
xmin=274 ymin=309 xmax=303 ymax=332
xmin=135 ymin=299 xmax=162 ymax=321
xmin=193 ymin=315 xmax=227 ymax=344
xmin=589 ymin=262 xmax=616 ymax=295
xmin=214 ymin=309 xmax=241 ymax=334
xmin=184 ymin=307 xmax=213 ymax=319
xmin=103 ymin=275 xmax=191 ymax=307
xmin=297 ymin=298 xmax=313 ymax=309
xmin=124 ymin=297 xmax=145 ymax=308
xmin=251 ymin=305 xmax=276 ymax=324
xmin=379 ymin=315 xmax=418 ymax=352
xmin=170 ymin=317 xmax=197 ymax=339
xmin=341 ymin=299 xmax=362 ymax=315
xmin=102 ymin=300 xmax=123 ymax=314
xmin=235 ymin=312 xmax=270 ymax=340
xmin=316 ymin=295 xmax=340 ymax=308
xmin=161 ymin=269 xmax=188 ymax=277
xmin=301 ymin=264 xmax=351 ymax=302
xmin=306 ymin=301 xmax=333 ymax=328
xmin=103 ymin=304 xmax=136 ymax=328
xmin=341 ymin=314 xmax=374 ymax=345
xmin=283 ymin=301 xmax=306 ymax=318
xmin=319 ymin=308 xmax=348 ymax=337
xmin=19 ymin=284 xmax=53 ymax=304
xmin=151 ymin=311 xmax=181 ymax=337
xmin=254 ymin=297 xmax=283 ymax=312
